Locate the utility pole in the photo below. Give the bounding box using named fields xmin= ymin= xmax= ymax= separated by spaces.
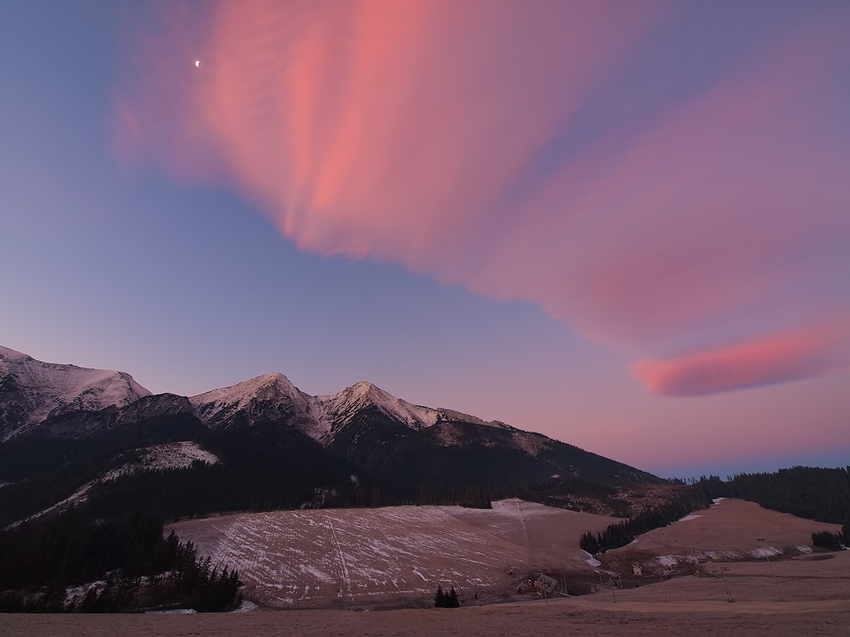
xmin=719 ymin=565 xmax=733 ymax=602
xmin=757 ymin=538 xmax=785 ymax=602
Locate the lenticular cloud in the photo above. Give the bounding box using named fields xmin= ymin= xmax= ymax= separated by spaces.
xmin=633 ymin=328 xmax=843 ymax=397
xmin=116 ymin=0 xmax=850 ymax=395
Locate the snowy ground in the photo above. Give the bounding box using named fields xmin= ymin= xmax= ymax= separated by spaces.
xmin=131 ymin=441 xmax=219 ymax=471
xmin=168 ymin=499 xmax=616 ymax=608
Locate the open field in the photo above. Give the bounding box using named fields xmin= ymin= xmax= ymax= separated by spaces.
xmin=600 ymin=497 xmax=846 ymax=587
xmin=5 ymin=595 xmax=850 ymax=637
xmin=166 ymin=497 xmax=848 ymax=609
xmin=167 ymin=499 xmax=616 ymax=607
xmin=625 ymin=497 xmax=842 ymax=554
xmin=4 ymin=498 xmax=849 ymax=636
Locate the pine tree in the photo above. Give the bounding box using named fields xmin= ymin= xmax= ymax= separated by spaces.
xmin=580 ymin=532 xmax=599 ymax=554
xmin=434 ymin=585 xmax=446 ymax=608
xmin=447 ymin=587 xmax=460 ymax=608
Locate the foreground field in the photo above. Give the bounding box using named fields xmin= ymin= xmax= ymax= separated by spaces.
xmin=6 ymin=595 xmax=850 ymax=637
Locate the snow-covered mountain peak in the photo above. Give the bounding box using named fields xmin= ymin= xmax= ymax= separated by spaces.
xmin=348 ymin=380 xmax=376 ymax=394
xmin=189 ymin=373 xmax=298 ymax=408
xmin=343 ymin=380 xmax=385 ymax=403
xmin=0 ymin=346 xmax=152 ymax=440
xmin=317 ymin=381 xmax=440 ymax=432
xmin=188 ymin=372 xmax=316 ymax=430
xmin=0 ymin=347 xmax=521 ymax=450
xmin=0 ymin=346 xmax=32 ymax=363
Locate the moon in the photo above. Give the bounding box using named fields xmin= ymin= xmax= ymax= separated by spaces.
xmin=195 ymin=60 xmax=200 ymax=68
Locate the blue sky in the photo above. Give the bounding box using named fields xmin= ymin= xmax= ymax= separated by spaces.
xmin=2 ymin=1 xmax=848 ymax=478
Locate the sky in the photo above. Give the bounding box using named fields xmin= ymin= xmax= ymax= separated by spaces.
xmin=1 ymin=0 xmax=848 ymax=479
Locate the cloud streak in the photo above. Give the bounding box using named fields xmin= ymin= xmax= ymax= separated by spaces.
xmin=116 ymin=0 xmax=850 ymax=395
xmin=633 ymin=328 xmax=843 ymax=397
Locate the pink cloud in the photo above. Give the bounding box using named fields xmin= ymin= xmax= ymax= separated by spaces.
xmin=115 ymin=1 xmax=850 ymax=396
xmin=633 ymin=328 xmax=844 ymax=397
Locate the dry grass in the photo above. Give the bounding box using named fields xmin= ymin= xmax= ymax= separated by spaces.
xmin=4 ymin=595 xmax=850 ymax=637
xmin=625 ymin=497 xmax=842 ymax=554
xmin=4 ymin=498 xmax=849 ymax=636
xmin=167 ymin=499 xmax=616 ymax=608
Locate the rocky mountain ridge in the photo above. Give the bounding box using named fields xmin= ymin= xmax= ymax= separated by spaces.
xmin=0 ymin=345 xmax=660 ymax=526
xmin=1 ymin=346 xmax=504 ymax=442
xmin=0 ymin=346 xmax=151 ymax=440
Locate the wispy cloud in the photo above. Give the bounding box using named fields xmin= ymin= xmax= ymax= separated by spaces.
xmin=115 ymin=0 xmax=850 ymax=395
xmin=633 ymin=327 xmax=843 ymax=397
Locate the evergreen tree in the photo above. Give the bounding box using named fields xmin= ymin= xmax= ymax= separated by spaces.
xmin=0 ymin=509 xmax=241 ymax=613
xmin=434 ymin=585 xmax=446 ymax=608
xmin=579 ymin=531 xmax=599 ymax=554
xmin=812 ymin=531 xmax=844 ymax=551
xmin=447 ymin=587 xmax=460 ymax=608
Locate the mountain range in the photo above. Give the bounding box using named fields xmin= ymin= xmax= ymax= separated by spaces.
xmin=0 ymin=345 xmax=660 ymax=526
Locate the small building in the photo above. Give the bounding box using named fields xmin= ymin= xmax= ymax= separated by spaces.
xmin=534 ymin=574 xmax=559 ymax=595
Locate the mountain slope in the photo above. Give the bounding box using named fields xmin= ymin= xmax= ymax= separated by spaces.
xmin=0 ymin=346 xmax=151 ymax=441
xmin=0 ymin=346 xmax=661 ymax=525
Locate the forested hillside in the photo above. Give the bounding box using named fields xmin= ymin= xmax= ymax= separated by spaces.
xmin=580 ymin=468 xmax=850 ymax=555
xmin=0 ymin=510 xmax=241 ymax=612
xmin=726 ymin=467 xmax=850 ymax=524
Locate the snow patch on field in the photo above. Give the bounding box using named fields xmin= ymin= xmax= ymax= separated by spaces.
xmin=169 ymin=500 xmax=616 ymax=608
xmin=582 ymin=551 xmax=601 ymax=567
xmin=656 ymin=555 xmax=681 ymax=568
xmin=647 ymin=547 xmax=787 ymax=570
xmin=232 ymin=600 xmax=258 ymax=612
xmin=490 ymin=498 xmax=562 ymax=518
xmin=752 ymin=546 xmax=782 ymax=558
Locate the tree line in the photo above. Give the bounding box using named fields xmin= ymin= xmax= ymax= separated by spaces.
xmin=434 ymin=585 xmax=460 ymax=608
xmin=580 ymin=468 xmax=850 ymax=555
xmin=579 ymin=481 xmax=718 ymax=554
xmin=811 ymin=526 xmax=849 ymax=551
xmin=725 ymin=467 xmax=850 ymax=524
xmin=0 ymin=509 xmax=241 ymax=612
